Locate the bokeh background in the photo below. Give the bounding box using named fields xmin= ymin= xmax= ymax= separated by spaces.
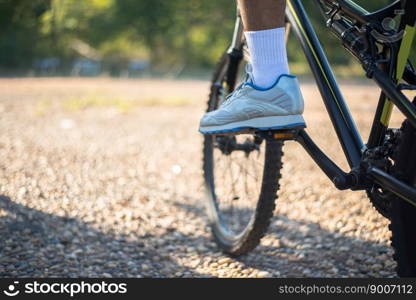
xmin=0 ymin=0 xmax=399 ymax=78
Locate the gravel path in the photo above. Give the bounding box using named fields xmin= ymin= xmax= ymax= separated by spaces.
xmin=0 ymin=78 xmax=399 ymax=277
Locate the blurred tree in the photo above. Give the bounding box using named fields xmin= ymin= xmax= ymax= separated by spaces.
xmin=0 ymin=0 xmax=50 ymax=70
xmin=0 ymin=0 xmax=399 ymax=75
xmin=113 ymin=0 xmax=235 ymax=69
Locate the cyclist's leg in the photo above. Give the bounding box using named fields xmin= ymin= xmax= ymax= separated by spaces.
xmin=237 ymin=0 xmax=288 ymax=88
xmin=237 ymin=0 xmax=285 ymax=31
xmin=199 ymin=0 xmax=305 ymax=134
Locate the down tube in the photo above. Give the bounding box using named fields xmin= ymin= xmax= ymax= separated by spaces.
xmin=286 ymin=0 xmax=363 ymax=168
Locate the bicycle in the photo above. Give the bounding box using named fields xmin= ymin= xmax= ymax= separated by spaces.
xmin=202 ymin=0 xmax=416 ymax=277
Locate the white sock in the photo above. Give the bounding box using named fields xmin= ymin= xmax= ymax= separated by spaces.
xmin=244 ymin=27 xmax=289 ymax=89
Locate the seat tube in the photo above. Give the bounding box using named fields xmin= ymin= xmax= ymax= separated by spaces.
xmin=229 ymin=12 xmax=244 ymax=52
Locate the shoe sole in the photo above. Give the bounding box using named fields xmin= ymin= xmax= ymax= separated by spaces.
xmin=199 ymin=114 xmax=306 ymax=134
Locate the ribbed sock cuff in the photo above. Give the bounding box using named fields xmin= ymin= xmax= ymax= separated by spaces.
xmin=244 ymin=27 xmax=287 ymax=66
xmin=244 ymin=27 xmax=289 ymax=87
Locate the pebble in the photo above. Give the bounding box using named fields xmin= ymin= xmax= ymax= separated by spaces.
xmin=257 ymin=271 xmax=271 ymax=278
xmin=218 ymin=257 xmax=232 ymax=265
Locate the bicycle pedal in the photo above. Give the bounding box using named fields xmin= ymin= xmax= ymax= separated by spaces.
xmin=212 ymin=128 xmax=254 ymax=136
xmin=255 ymin=128 xmax=303 ymax=141
xmin=211 ymin=126 xmax=305 ymax=139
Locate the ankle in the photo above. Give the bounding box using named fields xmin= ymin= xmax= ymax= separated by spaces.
xmin=251 ymin=64 xmax=289 ymax=89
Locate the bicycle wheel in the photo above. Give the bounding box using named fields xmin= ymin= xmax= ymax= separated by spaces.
xmin=389 ymin=119 xmax=416 ymax=277
xmin=202 ymin=50 xmax=284 ymax=256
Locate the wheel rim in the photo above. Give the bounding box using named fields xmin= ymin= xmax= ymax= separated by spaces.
xmin=204 ymin=56 xmax=268 ymax=239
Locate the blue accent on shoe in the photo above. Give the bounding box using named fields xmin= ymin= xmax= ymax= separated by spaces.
xmin=244 ymin=74 xmax=297 ymax=91
xmin=199 ymin=122 xmax=306 ymax=135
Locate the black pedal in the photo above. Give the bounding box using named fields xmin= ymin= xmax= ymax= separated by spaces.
xmin=211 ymin=126 xmax=305 ymax=140
xmin=255 ymin=127 xmax=304 ymax=141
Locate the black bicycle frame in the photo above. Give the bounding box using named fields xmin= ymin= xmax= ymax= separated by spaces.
xmin=287 ymin=0 xmax=364 ymax=169
xmin=284 ymin=0 xmax=416 ymax=203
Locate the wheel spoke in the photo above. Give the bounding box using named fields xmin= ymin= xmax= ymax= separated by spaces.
xmin=211 ymin=134 xmax=265 ymax=234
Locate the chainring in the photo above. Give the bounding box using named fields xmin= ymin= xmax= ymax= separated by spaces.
xmin=366 ymin=188 xmax=393 ymax=219
xmin=365 ymin=128 xmax=403 ymax=219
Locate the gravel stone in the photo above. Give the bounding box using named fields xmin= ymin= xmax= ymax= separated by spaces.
xmin=0 ymin=79 xmax=397 ymax=278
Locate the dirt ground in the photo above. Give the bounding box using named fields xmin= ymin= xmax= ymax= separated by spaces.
xmin=0 ymin=78 xmax=404 ymax=277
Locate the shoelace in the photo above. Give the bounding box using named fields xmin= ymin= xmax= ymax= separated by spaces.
xmin=220 ymin=64 xmax=254 ymax=107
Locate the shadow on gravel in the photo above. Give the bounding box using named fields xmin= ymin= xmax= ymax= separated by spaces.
xmin=0 ymin=195 xmax=394 ymax=277
xmin=173 ymin=201 xmax=395 ymax=277
xmin=0 ymin=195 xmax=207 ymax=277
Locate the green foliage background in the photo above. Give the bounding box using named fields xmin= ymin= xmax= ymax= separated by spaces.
xmin=0 ymin=0 xmax=394 ymax=76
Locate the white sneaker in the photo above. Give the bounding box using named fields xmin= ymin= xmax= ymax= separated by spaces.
xmin=199 ymin=74 xmax=306 ymax=134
